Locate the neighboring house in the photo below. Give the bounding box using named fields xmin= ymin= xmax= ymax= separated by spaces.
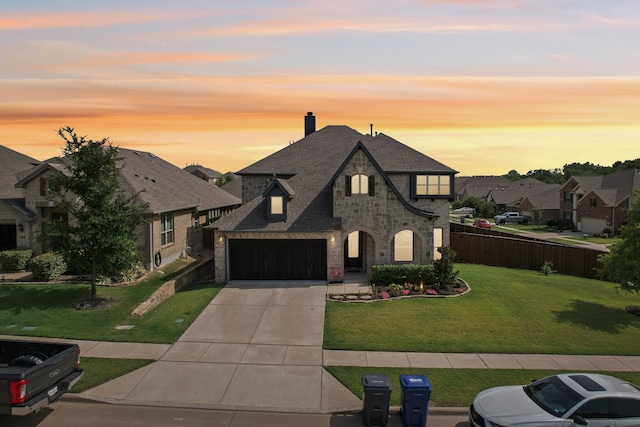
xmin=487 ymin=178 xmax=551 ymax=212
xmin=14 ymin=148 xmax=241 ymax=270
xmin=218 ymin=172 xmax=242 ymax=199
xmin=559 ymin=169 xmax=640 ymax=235
xmin=455 ymin=176 xmax=513 ymax=202
xmin=183 ymin=164 xmax=222 ymax=184
xmin=0 ymin=146 xmax=41 ymax=252
xmin=210 ymin=114 xmax=457 ymax=283
xmin=518 ymin=185 xmax=562 ymax=224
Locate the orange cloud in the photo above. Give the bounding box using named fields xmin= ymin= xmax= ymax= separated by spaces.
xmin=2 ymin=75 xmax=639 ymax=174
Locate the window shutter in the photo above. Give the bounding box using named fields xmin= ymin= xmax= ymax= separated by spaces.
xmin=345 ymin=175 xmax=352 ymax=196
xmin=368 ymin=175 xmax=375 ymax=196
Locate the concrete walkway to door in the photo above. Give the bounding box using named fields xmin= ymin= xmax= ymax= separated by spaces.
xmin=79 ymin=280 xmax=362 ymax=413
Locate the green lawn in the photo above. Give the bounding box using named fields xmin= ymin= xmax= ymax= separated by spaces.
xmin=324 ymin=264 xmax=640 ymax=355
xmin=0 ymin=258 xmax=223 ymax=343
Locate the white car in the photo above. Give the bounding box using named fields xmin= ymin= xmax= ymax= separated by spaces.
xmin=469 ymin=373 xmax=640 ymax=427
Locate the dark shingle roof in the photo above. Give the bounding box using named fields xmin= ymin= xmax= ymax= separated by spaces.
xmin=183 ymin=165 xmax=222 ymax=179
xmin=115 ymin=149 xmax=241 ymax=214
xmin=214 ymin=125 xmax=454 ymax=232
xmin=0 ymin=145 xmax=41 ymax=199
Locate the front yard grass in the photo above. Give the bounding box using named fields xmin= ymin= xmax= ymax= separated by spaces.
xmin=324 ymin=263 xmax=640 ymax=355
xmin=0 ymin=258 xmax=223 ymax=343
xmin=73 ymin=357 xmax=155 ymax=393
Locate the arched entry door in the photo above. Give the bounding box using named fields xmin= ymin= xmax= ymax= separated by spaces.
xmin=344 ymin=231 xmax=362 ymax=271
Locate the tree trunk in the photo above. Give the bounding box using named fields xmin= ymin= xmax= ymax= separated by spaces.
xmin=90 ymin=257 xmax=97 ymax=300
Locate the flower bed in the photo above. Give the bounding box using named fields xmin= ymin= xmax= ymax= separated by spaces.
xmin=328 ymin=278 xmax=470 ymax=302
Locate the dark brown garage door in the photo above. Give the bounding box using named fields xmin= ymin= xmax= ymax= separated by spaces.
xmin=229 ymin=239 xmax=327 ymax=280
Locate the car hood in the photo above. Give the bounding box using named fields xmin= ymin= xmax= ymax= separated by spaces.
xmin=474 ymin=386 xmax=558 ymax=425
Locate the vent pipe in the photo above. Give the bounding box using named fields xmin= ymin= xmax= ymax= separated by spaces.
xmin=304 ymin=112 xmax=316 ymax=136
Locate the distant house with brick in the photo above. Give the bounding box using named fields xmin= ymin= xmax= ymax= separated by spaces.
xmin=12 ymin=148 xmax=241 ymax=270
xmin=210 ymin=113 xmax=457 ymax=282
xmin=559 ymin=169 xmax=640 ymax=235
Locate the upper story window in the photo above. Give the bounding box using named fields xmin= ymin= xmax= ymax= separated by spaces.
xmin=39 ymin=177 xmax=60 ymax=196
xmin=564 ymin=191 xmax=572 ymax=203
xmin=346 ymin=174 xmax=374 ymax=196
xmin=351 ymin=174 xmax=368 ymax=194
xmin=590 ymin=197 xmax=597 ymax=207
xmin=412 ymin=174 xmax=451 ymax=198
xmin=160 ymin=212 xmax=174 ymax=245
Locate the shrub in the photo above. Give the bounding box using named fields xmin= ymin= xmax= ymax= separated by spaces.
xmin=371 ymin=264 xmax=435 ymax=287
xmin=432 ymin=246 xmax=459 ymax=288
xmin=540 ymin=261 xmax=555 ymax=276
xmin=29 ymin=252 xmax=67 ymax=282
xmin=0 ymin=249 xmax=33 ymax=271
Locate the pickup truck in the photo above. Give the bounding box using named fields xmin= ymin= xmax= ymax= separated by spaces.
xmin=0 ymin=338 xmax=83 ymax=416
xmin=494 ymin=211 xmax=532 ymax=225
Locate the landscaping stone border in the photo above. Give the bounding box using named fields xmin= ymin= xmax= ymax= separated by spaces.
xmin=328 ymin=279 xmax=470 ymax=302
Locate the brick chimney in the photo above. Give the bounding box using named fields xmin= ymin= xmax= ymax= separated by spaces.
xmin=304 ymin=112 xmax=316 ymax=136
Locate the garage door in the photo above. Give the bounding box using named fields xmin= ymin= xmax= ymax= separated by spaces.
xmin=229 ymin=239 xmax=327 ymax=280
xmin=0 ymin=225 xmax=16 ymax=251
xmin=580 ymin=217 xmax=608 ymax=235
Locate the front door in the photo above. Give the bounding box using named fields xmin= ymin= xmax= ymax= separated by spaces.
xmin=344 ymin=231 xmax=363 ymax=272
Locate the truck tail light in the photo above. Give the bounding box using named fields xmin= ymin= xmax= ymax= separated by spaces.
xmin=9 ymin=379 xmax=27 ymax=404
xmin=77 ymin=348 xmax=81 ymax=368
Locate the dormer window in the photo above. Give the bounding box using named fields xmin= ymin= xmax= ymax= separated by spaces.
xmin=411 ymin=174 xmax=451 ymax=198
xmin=346 ymin=174 xmax=375 ymax=196
xmin=271 ymin=196 xmax=284 ymax=215
xmin=264 ymin=179 xmax=294 ymax=222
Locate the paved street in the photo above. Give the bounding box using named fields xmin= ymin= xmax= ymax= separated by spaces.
xmin=0 ymin=401 xmax=470 ymax=427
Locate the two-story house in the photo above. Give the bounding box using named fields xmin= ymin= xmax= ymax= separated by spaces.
xmin=0 ymin=146 xmax=41 ymax=252
xmin=13 ymin=147 xmax=241 ymax=271
xmin=559 ymin=169 xmax=640 ymax=235
xmin=210 ymin=114 xmax=457 ymax=283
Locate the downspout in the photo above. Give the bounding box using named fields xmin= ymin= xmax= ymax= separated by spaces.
xmin=148 ymin=221 xmax=154 ymax=271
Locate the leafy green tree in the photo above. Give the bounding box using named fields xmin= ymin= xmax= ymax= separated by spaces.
xmin=598 ymin=191 xmax=640 ymax=294
xmin=49 ymin=127 xmax=149 ymax=300
xmin=503 ymin=170 xmax=522 ymax=181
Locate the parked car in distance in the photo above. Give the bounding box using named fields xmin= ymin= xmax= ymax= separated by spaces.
xmin=494 ymin=211 xmax=532 ymax=225
xmin=453 ymin=207 xmax=475 ymax=215
xmin=470 ymin=373 xmax=640 ymax=427
xmin=473 ymin=219 xmax=492 ymax=229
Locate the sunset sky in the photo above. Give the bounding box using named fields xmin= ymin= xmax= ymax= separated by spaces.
xmin=2 ymin=1 xmax=639 ymax=176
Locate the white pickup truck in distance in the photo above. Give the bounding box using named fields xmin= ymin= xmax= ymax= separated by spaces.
xmin=494 ymin=212 xmax=532 ymax=225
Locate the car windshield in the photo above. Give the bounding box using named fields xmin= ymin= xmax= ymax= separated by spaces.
xmin=524 ymin=376 xmax=584 ymax=417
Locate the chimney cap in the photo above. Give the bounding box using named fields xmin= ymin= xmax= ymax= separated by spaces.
xmin=307 ymin=112 xmax=313 ymax=116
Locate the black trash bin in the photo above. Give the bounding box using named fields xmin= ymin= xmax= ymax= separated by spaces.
xmin=399 ymin=374 xmax=432 ymax=427
xmin=361 ymin=374 xmax=392 ymax=427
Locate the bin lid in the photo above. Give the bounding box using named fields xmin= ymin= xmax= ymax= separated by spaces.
xmin=362 ymin=374 xmax=392 ymax=389
xmin=399 ymin=374 xmax=431 ymax=389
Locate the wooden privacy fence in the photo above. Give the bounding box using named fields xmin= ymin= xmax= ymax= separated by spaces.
xmin=450 ymin=223 xmax=606 ymax=279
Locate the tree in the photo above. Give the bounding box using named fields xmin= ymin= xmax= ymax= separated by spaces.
xmin=503 ymin=170 xmax=522 ymax=181
xmin=597 ymin=190 xmax=640 ymax=294
xmin=50 ymin=127 xmax=149 ymax=300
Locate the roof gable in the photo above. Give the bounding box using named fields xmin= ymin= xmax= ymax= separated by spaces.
xmin=0 ymin=146 xmax=41 ymax=199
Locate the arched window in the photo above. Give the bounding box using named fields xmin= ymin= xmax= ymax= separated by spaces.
xmin=394 ymin=230 xmax=413 ymax=262
xmin=351 ymin=174 xmax=369 ymax=194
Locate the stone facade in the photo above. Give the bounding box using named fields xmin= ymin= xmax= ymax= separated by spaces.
xmin=334 ymin=149 xmax=450 ymax=272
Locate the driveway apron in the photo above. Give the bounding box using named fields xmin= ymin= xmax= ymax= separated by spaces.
xmin=82 ymin=281 xmax=361 ymax=412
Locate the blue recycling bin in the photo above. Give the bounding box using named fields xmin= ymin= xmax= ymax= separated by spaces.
xmin=361 ymin=374 xmax=392 ymax=427
xmin=399 ymin=374 xmax=432 ymax=427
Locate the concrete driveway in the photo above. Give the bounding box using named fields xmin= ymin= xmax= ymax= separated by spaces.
xmin=82 ymin=281 xmax=361 ymax=412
